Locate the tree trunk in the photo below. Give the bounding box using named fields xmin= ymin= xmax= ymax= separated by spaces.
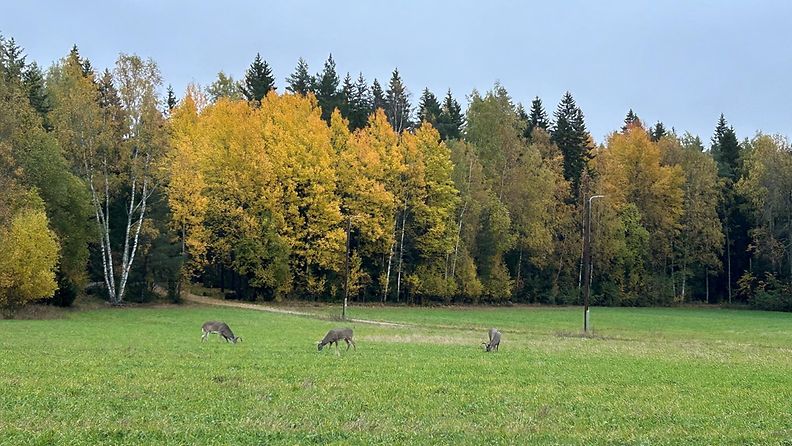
xmin=395 ymin=198 xmax=408 ymax=303
xmin=515 ymin=246 xmax=523 ymax=296
xmin=705 ymin=267 xmax=710 ymax=303
xmin=670 ymin=241 xmax=676 ymax=299
xmin=726 ymin=228 xmax=732 ymax=304
xmin=382 ymin=215 xmax=398 ymax=303
xmin=451 ymin=158 xmax=473 ymax=280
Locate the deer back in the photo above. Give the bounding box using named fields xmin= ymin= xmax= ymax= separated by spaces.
xmin=321 ymin=328 xmax=353 ymax=345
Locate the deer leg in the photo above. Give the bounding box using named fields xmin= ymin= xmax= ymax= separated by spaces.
xmin=349 ymin=338 xmax=356 ymax=350
xmin=201 ymin=331 xmax=207 ymax=342
xmin=335 ymin=342 xmax=341 ymax=356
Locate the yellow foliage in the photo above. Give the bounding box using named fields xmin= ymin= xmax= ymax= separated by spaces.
xmin=595 ymin=126 xmax=685 ymax=260
xmin=597 ymin=127 xmax=684 ymax=236
xmin=0 ymin=208 xmax=60 ymax=307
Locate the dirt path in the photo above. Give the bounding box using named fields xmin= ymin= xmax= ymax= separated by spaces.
xmin=179 ymin=291 xmax=408 ymax=328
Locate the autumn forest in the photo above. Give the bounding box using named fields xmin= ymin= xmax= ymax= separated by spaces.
xmin=1 ymin=36 xmax=791 ymax=313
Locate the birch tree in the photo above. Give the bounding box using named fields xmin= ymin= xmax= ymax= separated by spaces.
xmin=49 ymin=52 xmax=166 ymax=305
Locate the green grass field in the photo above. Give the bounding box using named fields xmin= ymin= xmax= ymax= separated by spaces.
xmin=1 ymin=301 xmax=791 ymax=445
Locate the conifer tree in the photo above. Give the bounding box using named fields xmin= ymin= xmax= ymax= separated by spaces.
xmin=385 ymin=68 xmax=411 ymax=133
xmin=339 ymin=72 xmax=354 ymax=119
xmin=524 ymin=96 xmax=549 ymax=139
xmin=622 ymin=108 xmax=641 ymax=131
xmin=347 ymin=72 xmax=372 ymax=130
xmin=286 ymin=57 xmax=312 ymax=95
xmin=240 ymin=53 xmax=275 ymax=104
xmin=314 ymin=54 xmax=341 ymax=123
xmin=81 ymin=58 xmax=94 ymax=78
xmin=551 ymin=91 xmax=591 ymax=197
xmin=371 ymin=79 xmax=386 ymax=112
xmin=650 ymin=121 xmax=667 ymax=141
xmin=23 ymin=62 xmax=50 ymax=123
xmin=711 ymin=114 xmax=741 ymax=181
xmin=436 ymin=89 xmax=464 ymax=140
xmin=417 ymin=88 xmax=442 ymax=127
xmin=710 ymin=114 xmax=747 ymax=303
xmin=1 ymin=37 xmax=26 ymax=81
xmin=166 ymin=84 xmax=178 ymax=111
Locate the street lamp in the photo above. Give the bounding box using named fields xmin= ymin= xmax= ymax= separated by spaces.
xmin=582 ymin=194 xmax=604 ymax=334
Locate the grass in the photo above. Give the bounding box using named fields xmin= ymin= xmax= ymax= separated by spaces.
xmin=1 ymin=301 xmax=791 ymax=445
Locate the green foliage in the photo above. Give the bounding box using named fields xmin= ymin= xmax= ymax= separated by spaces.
xmin=339 ymin=72 xmax=354 ymax=119
xmin=551 ymin=91 xmax=592 ymax=197
xmin=738 ymin=134 xmax=792 ymax=283
xmin=347 ymin=73 xmax=372 ymax=131
xmin=314 ymin=54 xmax=341 ymax=123
xmin=524 ymin=96 xmax=549 ymax=139
xmin=241 ymin=53 xmax=275 ymax=104
xmin=416 ymin=88 xmax=441 ymax=127
xmin=166 ymin=84 xmax=178 ymax=111
xmin=650 ymin=121 xmax=667 ymax=142
xmin=435 ymin=89 xmax=464 ymax=141
xmin=710 ymin=114 xmax=741 ymax=182
xmin=285 ymin=57 xmax=312 ymax=95
xmin=206 ymin=71 xmax=242 ymax=102
xmin=384 ymin=69 xmax=411 ymax=133
xmin=0 ymin=56 xmax=91 ymax=307
xmin=622 ymin=108 xmax=641 ymax=131
xmin=371 ymin=78 xmax=385 ymax=112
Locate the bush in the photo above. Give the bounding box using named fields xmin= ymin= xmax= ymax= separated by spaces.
xmin=748 ymin=273 xmax=792 ymax=312
xmin=0 ymin=208 xmax=60 ymax=312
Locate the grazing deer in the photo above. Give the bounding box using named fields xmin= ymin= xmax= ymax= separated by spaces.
xmin=482 ymin=328 xmax=501 ymax=352
xmin=317 ymin=328 xmax=355 ymax=355
xmin=201 ymin=321 xmax=242 ymax=344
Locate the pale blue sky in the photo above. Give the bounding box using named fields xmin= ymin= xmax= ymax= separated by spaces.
xmin=4 ymin=1 xmax=792 ymax=143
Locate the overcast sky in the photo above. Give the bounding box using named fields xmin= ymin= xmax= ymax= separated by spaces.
xmin=4 ymin=0 xmax=792 ymax=143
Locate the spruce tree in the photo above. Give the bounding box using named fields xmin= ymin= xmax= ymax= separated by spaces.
xmin=385 ymin=68 xmax=411 ymax=133
xmin=551 ymin=91 xmax=591 ymax=197
xmin=23 ymin=62 xmax=50 ymax=123
xmin=650 ymin=121 xmax=667 ymax=142
xmin=96 ymin=68 xmax=124 ymax=135
xmin=339 ymin=73 xmax=355 ymax=119
xmin=286 ymin=57 xmax=313 ymax=95
xmin=711 ymin=114 xmax=741 ymax=181
xmin=2 ymin=37 xmax=26 ymax=81
xmin=710 ymin=114 xmax=748 ymax=304
xmin=525 ymin=96 xmax=549 ymax=139
xmin=417 ymin=88 xmax=441 ymax=126
xmin=347 ymin=72 xmax=372 ymax=130
xmin=240 ymin=53 xmax=276 ymax=104
xmin=314 ymin=54 xmax=341 ymax=123
xmin=81 ymin=58 xmax=94 ymax=78
xmin=371 ymin=78 xmax=386 ymax=111
xmin=622 ymin=108 xmax=641 ymax=131
xmin=437 ymin=89 xmax=463 ymax=140
xmin=166 ymin=84 xmax=178 ymax=111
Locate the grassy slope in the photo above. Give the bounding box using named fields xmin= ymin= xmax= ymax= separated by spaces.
xmin=1 ymin=303 xmax=790 ymax=445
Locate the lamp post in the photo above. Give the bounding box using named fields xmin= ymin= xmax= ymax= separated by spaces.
xmin=583 ymin=194 xmax=604 ymax=334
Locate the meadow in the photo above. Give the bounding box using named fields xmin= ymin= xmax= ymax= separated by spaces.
xmin=1 ymin=301 xmax=790 ymax=445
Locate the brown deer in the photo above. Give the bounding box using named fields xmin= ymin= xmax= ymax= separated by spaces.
xmin=482 ymin=328 xmax=501 ymax=352
xmin=201 ymin=321 xmax=242 ymax=344
xmin=317 ymin=328 xmax=355 ymax=355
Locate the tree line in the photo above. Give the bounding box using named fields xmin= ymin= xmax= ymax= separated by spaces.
xmin=1 ymin=35 xmax=790 ymax=312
